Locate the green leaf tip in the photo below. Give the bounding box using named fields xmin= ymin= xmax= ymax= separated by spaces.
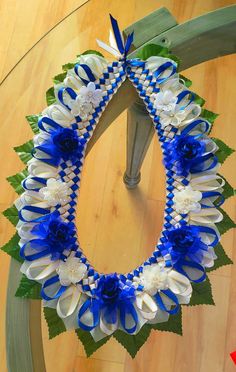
xmin=6 ymin=168 xmax=28 ymax=195
xmin=206 ymin=243 xmax=233 ymax=272
xmin=44 ymin=307 xmax=66 ymax=339
xmin=190 ymin=277 xmax=215 ymax=306
xmin=15 ymin=274 xmax=41 ymax=299
xmin=1 ymin=232 xmax=22 ymax=262
xmin=76 ymin=328 xmax=111 ymax=357
xmin=14 ymin=140 xmax=34 ymax=164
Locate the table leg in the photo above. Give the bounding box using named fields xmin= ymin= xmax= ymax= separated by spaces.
xmin=123 ymin=97 xmax=154 ymax=188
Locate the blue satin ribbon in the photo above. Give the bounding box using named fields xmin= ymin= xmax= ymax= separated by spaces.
xmin=22 ymin=177 xmax=47 ymax=191
xmin=78 ymin=298 xmax=100 ymax=331
xmin=197 ymin=225 xmax=219 ymax=247
xmin=174 ymin=259 xmax=206 ymax=283
xmin=181 ymin=118 xmax=210 ymax=136
xmin=153 ymin=61 xmax=176 ymax=83
xmin=32 ymin=143 xmax=61 ymax=166
xmin=154 ymin=289 xmax=179 ymax=314
xmin=190 ymin=153 xmax=218 ymax=174
xmin=20 ymin=239 xmax=51 ymax=261
xmin=109 ymin=14 xmax=134 ymax=58
xmin=19 ymin=205 xmax=50 ymax=222
xmin=41 ymin=275 xmax=67 ymax=301
xmin=38 ymin=116 xmax=63 ymax=133
xmin=57 ymin=86 xmax=78 ymax=111
xmin=177 ymin=90 xmax=195 ymax=109
xmin=119 ymin=300 xmax=138 ymax=333
xmin=201 ymin=191 xmax=225 ymax=208
xmin=74 ymin=63 xmax=96 ymax=85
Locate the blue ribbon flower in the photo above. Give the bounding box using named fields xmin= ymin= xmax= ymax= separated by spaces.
xmin=33 ymin=128 xmax=86 ymax=166
xmin=163 ymin=225 xmax=208 ymax=265
xmin=164 ymin=134 xmax=206 ymax=177
xmin=78 ymin=273 xmax=138 ymax=333
xmin=20 ymin=212 xmax=76 ymax=261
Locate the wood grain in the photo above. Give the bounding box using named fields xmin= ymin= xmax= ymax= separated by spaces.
xmin=0 ymin=1 xmax=236 ymax=371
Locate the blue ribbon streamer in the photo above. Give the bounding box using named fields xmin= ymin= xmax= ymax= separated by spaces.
xmin=109 ymin=14 xmax=133 ymax=58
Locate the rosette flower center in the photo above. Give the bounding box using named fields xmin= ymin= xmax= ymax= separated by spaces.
xmin=176 ymin=136 xmax=204 ymax=160
xmin=98 ymin=274 xmax=121 ymax=304
xmin=53 ymin=128 xmax=79 ymax=155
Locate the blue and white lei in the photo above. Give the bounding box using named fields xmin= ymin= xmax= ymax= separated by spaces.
xmin=13 ymin=16 xmax=229 ymax=342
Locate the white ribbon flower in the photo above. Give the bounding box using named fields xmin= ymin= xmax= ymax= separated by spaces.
xmin=39 ymin=178 xmax=70 ymax=207
xmin=57 ymin=255 xmax=87 ymax=286
xmin=42 ymin=104 xmax=74 ymax=127
xmin=70 ymin=98 xmax=92 ymax=119
xmin=78 ymin=82 xmax=103 ymax=106
xmin=136 ymin=263 xmax=169 ymax=296
xmin=78 ymin=54 xmax=107 ymax=78
xmin=153 ymin=90 xmax=178 ymax=112
xmin=173 ymin=186 xmax=202 ymax=214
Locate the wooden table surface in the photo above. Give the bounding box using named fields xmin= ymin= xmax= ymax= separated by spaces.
xmin=0 ymin=1 xmax=235 ymax=371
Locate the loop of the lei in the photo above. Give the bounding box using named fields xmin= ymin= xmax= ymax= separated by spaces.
xmin=14 ymin=14 xmax=228 ymax=342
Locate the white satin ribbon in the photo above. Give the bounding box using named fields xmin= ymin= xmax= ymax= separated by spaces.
xmin=57 ymin=285 xmax=82 ymax=318
xmin=25 ymin=256 xmax=59 ymax=280
xmin=190 ymin=207 xmax=223 ymax=224
xmin=96 ymin=28 xmax=121 ymax=58
xmin=136 ymin=292 xmax=158 ymax=320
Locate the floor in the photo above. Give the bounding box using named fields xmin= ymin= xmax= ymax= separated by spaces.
xmin=0 ymin=0 xmax=236 ymax=371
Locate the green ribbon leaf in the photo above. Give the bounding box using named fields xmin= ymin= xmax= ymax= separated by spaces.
xmin=46 ymin=87 xmax=57 ymax=106
xmin=179 ymin=74 xmax=192 ymax=88
xmin=218 ymin=174 xmax=235 ymax=200
xmin=53 ymin=72 xmax=67 ymax=84
xmin=194 ymin=93 xmax=205 ymax=107
xmin=113 ymin=325 xmax=151 ymax=358
xmin=14 ymin=140 xmax=34 ymax=164
xmin=1 ymin=232 xmax=23 ymax=262
xmin=62 ymin=62 xmax=76 ymax=72
xmin=80 ymin=50 xmax=104 ymax=57
xmin=190 ymin=277 xmax=214 ymax=306
xmin=76 ymin=328 xmax=111 ymax=357
xmin=7 ymin=168 xmax=28 ymax=194
xmin=44 ymin=307 xmax=66 ymax=339
xmin=212 ymin=138 xmax=235 ymax=164
xmin=26 ymin=114 xmax=40 ymax=134
xmin=206 ymin=243 xmax=233 ymax=272
xmin=2 ymin=204 xmax=19 ymax=226
xmin=149 ymin=308 xmax=182 ymax=335
xmin=217 ymin=207 xmax=236 ymax=235
xmin=135 ymin=44 xmax=180 ymax=68
xmin=15 ymin=274 xmax=41 ymax=299
xmin=201 ymin=109 xmax=219 ymax=124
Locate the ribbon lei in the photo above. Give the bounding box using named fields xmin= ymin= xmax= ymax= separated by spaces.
xmin=96 ymin=14 xmax=134 ymax=60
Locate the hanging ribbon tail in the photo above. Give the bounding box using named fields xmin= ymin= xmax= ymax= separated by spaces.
xmin=109 ymin=14 xmax=125 ymax=54
xmin=96 ymin=15 xmax=134 ymax=59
